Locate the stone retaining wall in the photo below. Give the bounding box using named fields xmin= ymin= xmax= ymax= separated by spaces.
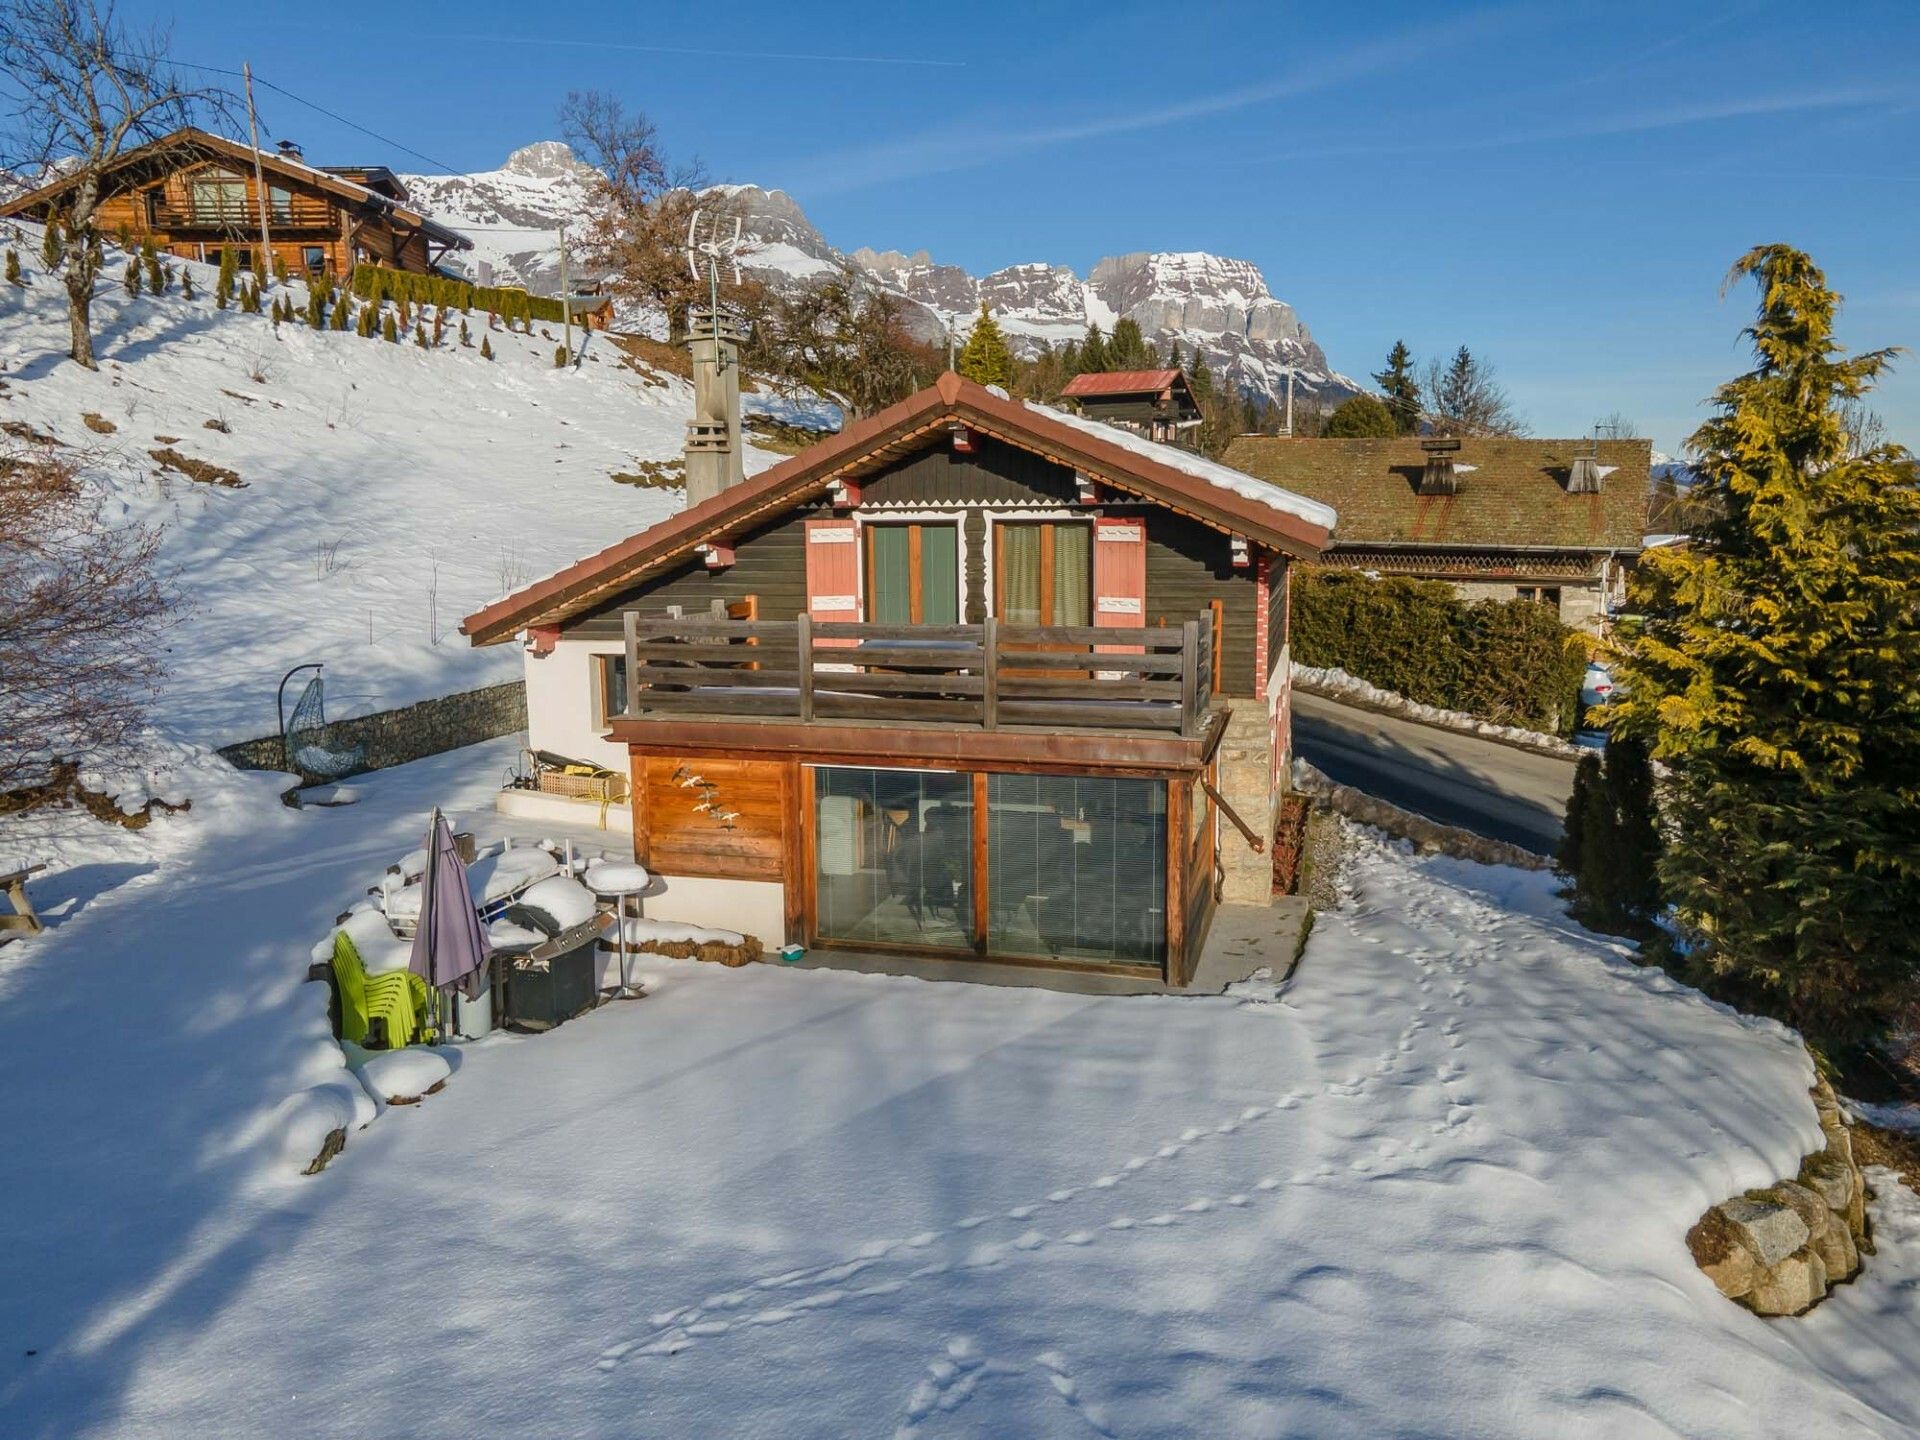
xmin=1687 ymin=1075 xmax=1871 ymax=1316
xmin=218 ymin=682 xmax=528 ymax=784
xmin=1290 ymin=759 xmax=1553 ymax=872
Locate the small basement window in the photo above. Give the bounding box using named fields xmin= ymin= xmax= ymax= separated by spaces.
xmin=1516 ymin=586 xmax=1562 ymax=608
xmin=593 ymin=653 xmax=629 ymax=727
xmin=302 ymin=245 xmax=327 ymax=272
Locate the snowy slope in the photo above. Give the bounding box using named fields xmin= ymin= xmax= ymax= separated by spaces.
xmin=0 ymin=225 xmax=779 ymax=747
xmin=0 ymin=748 xmax=1915 ymax=1437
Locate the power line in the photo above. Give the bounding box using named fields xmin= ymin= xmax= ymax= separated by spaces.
xmin=171 ymin=60 xmax=463 ymax=172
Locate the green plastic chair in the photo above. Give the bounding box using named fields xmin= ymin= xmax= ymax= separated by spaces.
xmin=331 ymin=931 xmax=432 ymax=1049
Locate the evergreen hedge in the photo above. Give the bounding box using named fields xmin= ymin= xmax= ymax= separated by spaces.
xmin=348 ymin=262 xmax=568 ymax=327
xmin=1291 ymin=569 xmax=1587 ymax=734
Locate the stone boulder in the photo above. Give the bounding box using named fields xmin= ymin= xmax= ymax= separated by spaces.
xmin=1747 ymin=1249 xmax=1828 ymax=1317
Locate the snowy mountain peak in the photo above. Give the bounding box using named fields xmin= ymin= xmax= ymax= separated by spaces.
xmin=397 ymin=152 xmax=1359 ymax=407
xmin=500 ymin=140 xmax=595 ymax=181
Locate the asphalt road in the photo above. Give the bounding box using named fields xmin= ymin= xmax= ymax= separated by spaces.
xmin=1292 ymin=691 xmax=1578 ymax=856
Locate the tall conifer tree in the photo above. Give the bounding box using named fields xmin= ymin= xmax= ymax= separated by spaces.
xmin=1616 ymin=245 xmax=1920 ymax=1047
xmin=956 ymin=302 xmax=1014 ymax=388
xmin=1373 ymin=340 xmax=1421 ymax=434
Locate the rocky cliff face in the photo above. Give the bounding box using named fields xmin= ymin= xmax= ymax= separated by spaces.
xmin=400 ymin=150 xmax=1359 ymax=409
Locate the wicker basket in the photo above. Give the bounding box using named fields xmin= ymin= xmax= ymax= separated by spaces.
xmin=536 ymin=768 xmax=629 ymax=805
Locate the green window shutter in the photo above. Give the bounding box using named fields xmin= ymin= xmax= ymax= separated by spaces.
xmin=869 ymin=525 xmax=912 ymax=624
xmin=921 ymin=524 xmax=959 ymax=624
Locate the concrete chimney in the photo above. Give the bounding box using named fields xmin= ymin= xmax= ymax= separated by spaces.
xmin=684 ymin=306 xmax=745 ymax=507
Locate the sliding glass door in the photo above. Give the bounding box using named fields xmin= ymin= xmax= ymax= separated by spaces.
xmin=811 ymin=765 xmax=1167 ymax=969
xmin=986 ymin=773 xmax=1166 ymax=968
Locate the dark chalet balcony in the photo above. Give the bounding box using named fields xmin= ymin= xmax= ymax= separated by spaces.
xmin=615 ymin=613 xmax=1221 ymax=743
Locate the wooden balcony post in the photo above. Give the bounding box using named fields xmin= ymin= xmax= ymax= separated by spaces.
xmin=622 ymin=610 xmax=640 ymax=717
xmin=982 ymin=615 xmax=999 ymax=731
xmin=796 ymin=612 xmax=815 ymax=723
xmin=1180 ymin=618 xmax=1201 ymax=737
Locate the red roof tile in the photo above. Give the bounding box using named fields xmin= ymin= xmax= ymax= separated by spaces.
xmin=1060 ymin=369 xmax=1182 ymax=397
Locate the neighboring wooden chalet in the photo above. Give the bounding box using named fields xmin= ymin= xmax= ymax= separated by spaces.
xmin=1060 ymin=368 xmax=1201 ymax=443
xmin=464 ymin=370 xmax=1335 ymax=988
xmin=0 ymin=127 xmax=470 ymax=279
xmin=1222 ymin=434 xmax=1653 ymax=630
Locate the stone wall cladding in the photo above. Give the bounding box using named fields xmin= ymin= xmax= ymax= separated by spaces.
xmin=217 ymin=682 xmax=529 ymax=784
xmin=1687 ymin=1075 xmax=1872 ymax=1316
xmin=1217 ymin=705 xmax=1276 ymax=906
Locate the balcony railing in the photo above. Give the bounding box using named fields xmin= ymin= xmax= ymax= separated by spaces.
xmin=148 ymin=198 xmax=337 ymax=230
xmin=619 ymin=614 xmax=1217 ymax=738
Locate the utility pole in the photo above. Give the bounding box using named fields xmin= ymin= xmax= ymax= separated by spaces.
xmin=559 ymin=220 xmax=571 ymax=366
xmin=1284 ymin=368 xmax=1295 ymax=438
xmin=243 ymin=62 xmax=273 ymax=288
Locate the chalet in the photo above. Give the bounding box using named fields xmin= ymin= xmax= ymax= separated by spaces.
xmin=1060 ymin=368 xmax=1202 ymax=444
xmin=1222 ymin=433 xmax=1653 ymax=631
xmin=0 ymin=127 xmax=470 ymax=279
xmin=462 ymin=318 xmax=1335 ymax=988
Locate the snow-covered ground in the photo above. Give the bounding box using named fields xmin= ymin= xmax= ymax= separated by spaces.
xmin=0 ymin=228 xmax=781 ymax=746
xmin=1 ymin=739 xmax=1915 ymax=1438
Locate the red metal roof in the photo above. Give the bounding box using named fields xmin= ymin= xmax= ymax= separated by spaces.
xmin=1060 ymin=369 xmax=1182 ymax=397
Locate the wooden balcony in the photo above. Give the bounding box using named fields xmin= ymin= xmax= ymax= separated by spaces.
xmin=147 ymin=197 xmax=336 ymax=230
xmin=619 ymin=613 xmax=1218 ymax=739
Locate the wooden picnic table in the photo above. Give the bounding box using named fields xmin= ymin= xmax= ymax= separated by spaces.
xmin=0 ymin=863 xmax=46 ymax=941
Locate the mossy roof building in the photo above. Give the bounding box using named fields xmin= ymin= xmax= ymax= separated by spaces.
xmin=1222 ymin=434 xmax=1653 ymax=631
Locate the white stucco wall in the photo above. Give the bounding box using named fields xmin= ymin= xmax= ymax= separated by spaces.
xmin=644 ymin=875 xmax=786 ymax=948
xmin=522 ymin=637 xmax=626 ymax=773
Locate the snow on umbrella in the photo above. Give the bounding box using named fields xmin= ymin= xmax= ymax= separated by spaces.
xmin=408 ymin=808 xmax=490 ymax=1003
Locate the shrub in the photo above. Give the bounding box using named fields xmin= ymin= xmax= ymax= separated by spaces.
xmin=180 ymin=268 xmax=194 ymax=300
xmin=1559 ymin=737 xmax=1660 ymax=937
xmin=348 ymin=261 xmax=571 ymax=326
xmin=122 ymin=256 xmax=139 ymax=296
xmin=381 ymin=311 xmax=398 ymax=343
xmin=414 ymin=322 xmax=428 ymax=348
xmin=1322 ymin=395 xmax=1396 ymax=438
xmin=40 ymin=219 xmax=63 ymax=271
xmin=479 ymin=334 xmax=493 ymax=360
xmin=6 ymin=249 xmax=23 ymax=286
xmin=1291 ymin=569 xmax=1586 ymax=733
xmin=554 ymin=345 xmax=568 ymax=368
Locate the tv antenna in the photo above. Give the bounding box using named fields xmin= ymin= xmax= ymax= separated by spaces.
xmin=684 ymin=207 xmax=743 ymax=318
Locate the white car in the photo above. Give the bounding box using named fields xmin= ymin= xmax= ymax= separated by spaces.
xmin=1581 ymin=662 xmax=1619 ymax=711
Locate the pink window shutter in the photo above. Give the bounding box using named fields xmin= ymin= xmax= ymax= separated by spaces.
xmin=805 ymin=517 xmax=860 ymax=648
xmin=1092 ymin=517 xmax=1147 ymax=654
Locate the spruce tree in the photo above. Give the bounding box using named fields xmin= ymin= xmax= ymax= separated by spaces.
xmin=1373 ymin=340 xmax=1421 ymax=434
xmin=956 ymin=302 xmax=1014 ymax=387
xmin=180 ymin=267 xmax=195 ymax=301
xmin=554 ymin=345 xmax=569 ymax=368
xmin=479 ymin=333 xmax=493 ymax=360
xmin=123 ymin=256 xmax=139 ymax=296
xmin=40 ymin=219 xmax=62 ymax=271
xmin=459 ymin=317 xmax=471 ymax=347
xmin=1079 ymin=324 xmax=1110 ymax=374
xmin=1107 ymin=316 xmax=1155 ymax=371
xmin=382 ymin=311 xmax=398 ymax=343
xmin=332 ymin=295 xmax=351 ymax=331
xmin=356 ymin=303 xmax=375 ymax=338
xmin=216 ymin=249 xmax=236 ymax=309
xmin=142 ymin=239 xmax=162 ymax=293
xmin=1166 ymin=339 xmax=1182 ymax=371
xmin=414 ymin=321 xmax=428 ymax=348
xmin=5 ymin=249 xmax=20 ymax=286
xmin=1188 ymin=351 xmax=1213 ymax=401
xmin=1615 ymin=245 xmax=1920 ymax=1048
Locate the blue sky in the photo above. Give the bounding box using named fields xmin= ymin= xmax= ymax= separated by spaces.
xmin=144 ymin=0 xmax=1917 ymax=454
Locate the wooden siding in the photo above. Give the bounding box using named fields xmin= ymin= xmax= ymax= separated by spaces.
xmin=631 ymin=754 xmax=786 ymax=880
xmin=567 ymin=434 xmax=1264 ymax=695
xmin=40 ymin=157 xmax=436 ymax=279
xmin=570 ymin=508 xmax=815 ymax=639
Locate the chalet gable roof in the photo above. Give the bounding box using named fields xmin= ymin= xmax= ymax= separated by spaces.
xmin=461 ymin=372 xmax=1335 ymax=646
xmin=1221 ymin=434 xmax=1652 ymax=553
xmin=1061 ymin=368 xmax=1184 ymax=399
xmin=0 ymin=126 xmax=472 ymax=250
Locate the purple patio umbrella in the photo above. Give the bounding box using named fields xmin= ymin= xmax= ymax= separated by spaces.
xmin=408 ymin=808 xmax=491 ymax=1008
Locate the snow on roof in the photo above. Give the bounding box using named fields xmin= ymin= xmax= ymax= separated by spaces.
xmin=1026 ymin=400 xmax=1339 ymax=532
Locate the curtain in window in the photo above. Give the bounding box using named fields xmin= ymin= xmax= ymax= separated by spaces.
xmin=1051 ymin=524 xmax=1091 ymax=626
xmin=1001 ymin=524 xmax=1043 ymax=626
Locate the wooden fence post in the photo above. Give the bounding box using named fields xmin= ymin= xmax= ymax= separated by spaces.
xmin=982 ymin=615 xmax=999 ymax=731
xmin=797 ymin=612 xmax=814 ymax=723
xmin=622 ymin=610 xmax=640 ymax=717
xmin=1180 ymin=619 xmax=1201 ymax=737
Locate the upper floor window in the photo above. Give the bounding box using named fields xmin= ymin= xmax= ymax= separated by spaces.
xmin=187 ymin=170 xmax=246 ymax=223
xmin=994 ymin=520 xmax=1090 ymax=627
xmin=865 ymin=521 xmax=958 ymax=625
xmin=270 ymin=185 xmax=295 ymax=223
